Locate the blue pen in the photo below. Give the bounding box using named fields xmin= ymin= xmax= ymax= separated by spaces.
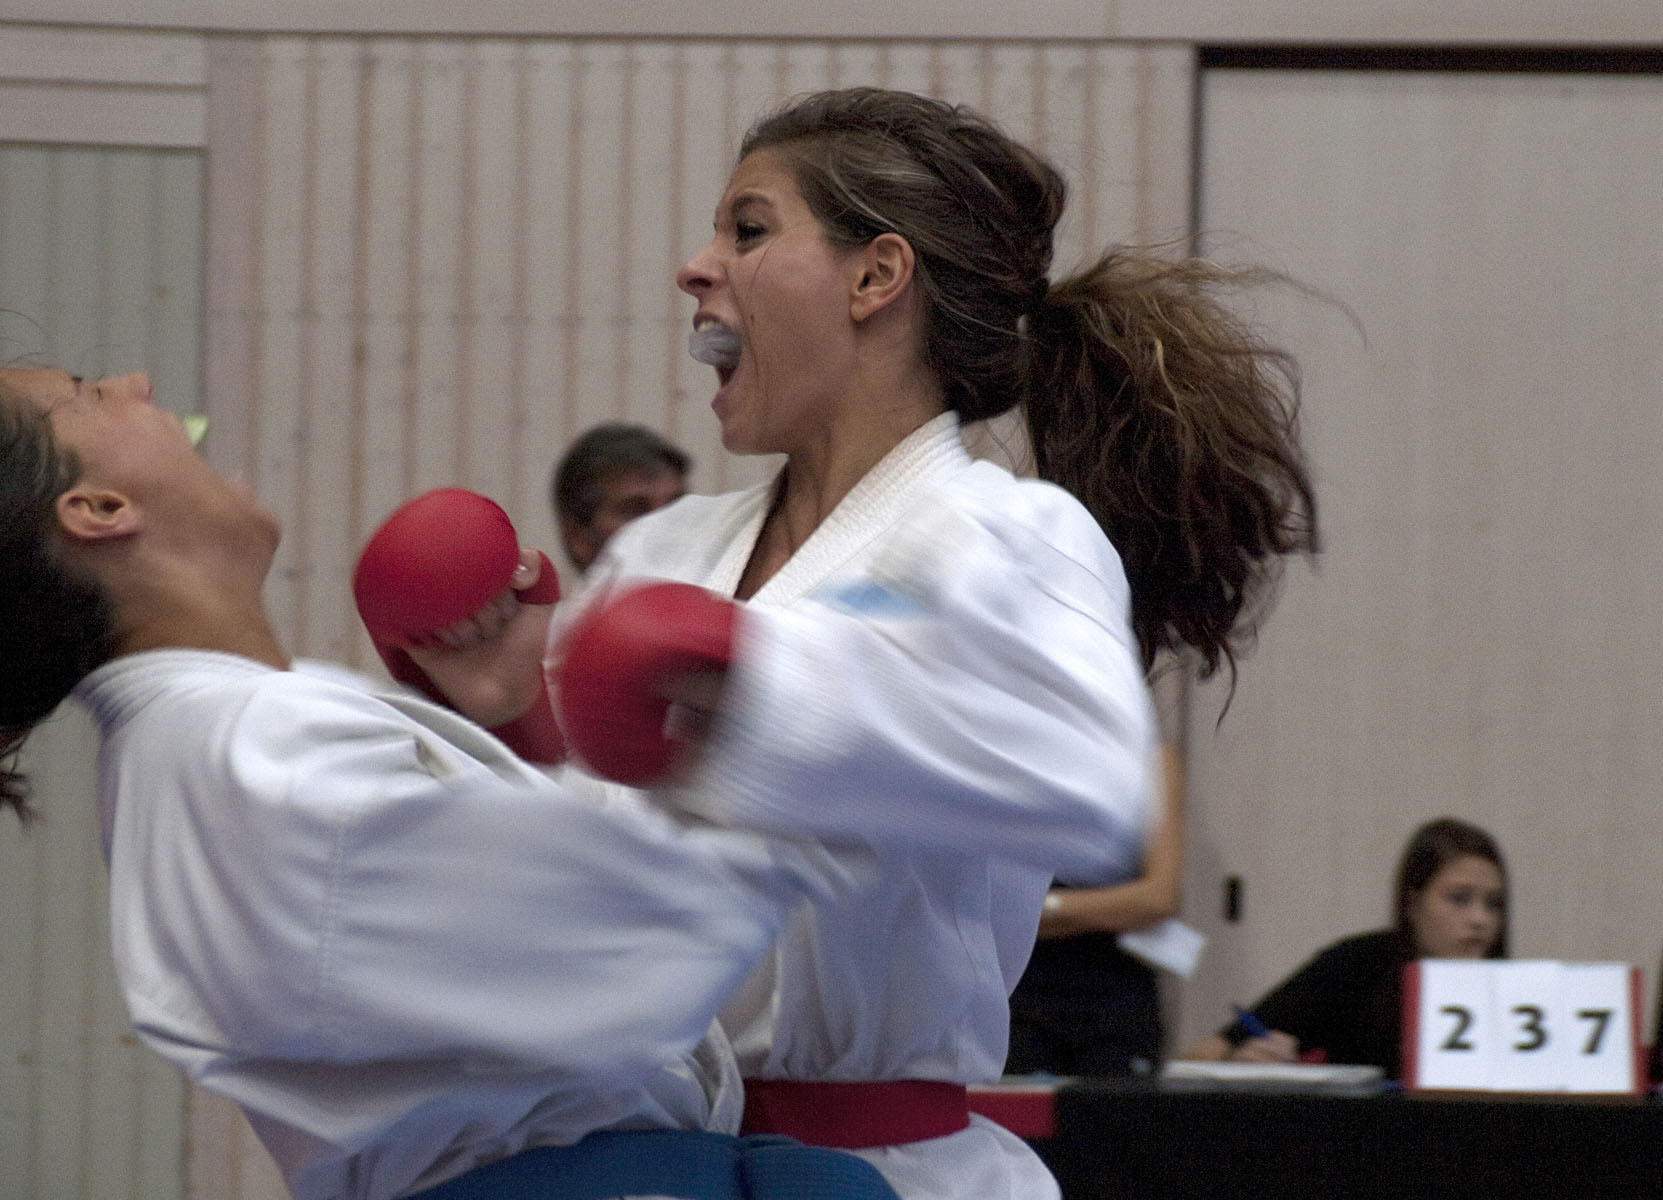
xmin=1232 ymin=1005 xmax=1271 ymax=1039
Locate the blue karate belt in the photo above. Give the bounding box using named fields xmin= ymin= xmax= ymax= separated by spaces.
xmin=408 ymin=1128 xmax=901 ymax=1200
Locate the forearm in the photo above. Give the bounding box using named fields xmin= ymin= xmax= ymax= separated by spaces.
xmin=1038 ymin=743 xmax=1185 ymax=937
xmin=1036 ymin=874 xmax=1180 ymax=938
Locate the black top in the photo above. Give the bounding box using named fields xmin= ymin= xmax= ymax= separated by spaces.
xmin=1007 ymin=931 xmax=1163 ymax=1077
xmin=1015 ymin=931 xmax=1158 ymax=1004
xmin=1221 ymin=929 xmax=1412 ymax=1078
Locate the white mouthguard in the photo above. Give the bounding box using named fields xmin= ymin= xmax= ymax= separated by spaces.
xmin=689 ymin=326 xmax=742 ymax=369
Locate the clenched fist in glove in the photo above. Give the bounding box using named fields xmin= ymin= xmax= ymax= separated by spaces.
xmin=552 ymin=581 xmax=740 ymax=787
xmin=353 ymin=487 xmax=566 ymax=763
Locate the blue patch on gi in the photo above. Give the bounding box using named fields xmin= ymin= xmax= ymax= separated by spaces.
xmin=816 ymin=579 xmax=926 ymax=618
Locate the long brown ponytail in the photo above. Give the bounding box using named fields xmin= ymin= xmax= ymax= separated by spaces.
xmin=1027 ymin=251 xmax=1318 ymax=680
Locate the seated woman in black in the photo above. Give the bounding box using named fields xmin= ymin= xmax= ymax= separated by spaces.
xmin=1179 ymin=816 xmax=1508 ymax=1079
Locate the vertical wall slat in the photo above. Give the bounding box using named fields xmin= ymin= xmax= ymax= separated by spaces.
xmin=301 ymin=39 xmax=367 ymax=663
xmin=251 ymin=36 xmax=308 ymax=646
xmin=465 ymin=40 xmax=529 ymax=507
xmin=203 ymin=35 xmax=264 ymax=507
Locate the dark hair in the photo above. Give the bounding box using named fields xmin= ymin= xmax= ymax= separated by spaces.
xmin=1394 ymin=816 xmax=1509 ymax=958
xmin=551 ymin=423 xmax=691 ymax=526
xmin=742 ymin=87 xmax=1318 ymax=683
xmin=0 ymin=379 xmax=119 ymax=821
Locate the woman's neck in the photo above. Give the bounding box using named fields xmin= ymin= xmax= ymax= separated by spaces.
xmin=110 ymin=557 xmax=290 ymax=669
xmin=116 ymin=601 xmax=289 ymax=669
xmin=735 ymin=391 xmax=947 ymax=600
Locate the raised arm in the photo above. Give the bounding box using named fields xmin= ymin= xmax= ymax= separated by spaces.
xmin=582 ymin=476 xmax=1156 ymax=885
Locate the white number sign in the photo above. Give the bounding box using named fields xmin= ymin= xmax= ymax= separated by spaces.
xmin=1404 ymin=960 xmax=1641 ymax=1094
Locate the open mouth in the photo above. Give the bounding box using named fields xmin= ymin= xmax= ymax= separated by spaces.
xmin=689 ymin=321 xmax=741 ymax=371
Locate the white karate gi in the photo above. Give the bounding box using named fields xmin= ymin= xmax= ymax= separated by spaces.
xmin=576 ymin=413 xmax=1156 ymax=1200
xmin=76 ymin=649 xmax=865 ymax=1200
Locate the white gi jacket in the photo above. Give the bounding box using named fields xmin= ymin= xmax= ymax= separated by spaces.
xmin=76 ymin=650 xmax=866 ymax=1200
xmin=577 ymin=413 xmax=1156 ymax=1200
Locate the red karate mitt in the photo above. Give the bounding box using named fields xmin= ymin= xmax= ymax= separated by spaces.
xmin=353 ymin=487 xmax=565 ymax=763
xmin=553 ymin=582 xmax=740 ymax=786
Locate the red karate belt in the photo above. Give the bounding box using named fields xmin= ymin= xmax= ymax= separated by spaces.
xmin=740 ymin=1079 xmax=971 ymax=1149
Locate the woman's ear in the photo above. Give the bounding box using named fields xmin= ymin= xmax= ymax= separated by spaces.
xmin=849 ymin=232 xmax=916 ymax=323
xmin=56 ymin=485 xmax=141 ymax=543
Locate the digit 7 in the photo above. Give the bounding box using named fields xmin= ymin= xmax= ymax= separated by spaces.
xmin=1575 ymin=1008 xmax=1611 ymax=1055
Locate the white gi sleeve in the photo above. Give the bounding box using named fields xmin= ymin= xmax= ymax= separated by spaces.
xmin=679 ymin=475 xmax=1153 ymax=886
xmin=168 ymin=673 xmax=866 ymax=1085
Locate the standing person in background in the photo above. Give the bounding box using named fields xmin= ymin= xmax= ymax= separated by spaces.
xmin=552 ymin=422 xmax=690 ymax=574
xmin=1004 ymin=740 xmax=1185 ymax=1079
xmin=1180 ymin=816 xmax=1509 ymax=1079
xmin=412 ymin=86 xmax=1318 ymax=1200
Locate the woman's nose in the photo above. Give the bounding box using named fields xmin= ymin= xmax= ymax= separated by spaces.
xmin=677 ymin=243 xmax=718 ymax=296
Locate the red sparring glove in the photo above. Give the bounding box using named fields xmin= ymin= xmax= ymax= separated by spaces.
xmin=552 ymin=582 xmax=740 ymax=786
xmin=353 ymin=487 xmax=566 ymax=763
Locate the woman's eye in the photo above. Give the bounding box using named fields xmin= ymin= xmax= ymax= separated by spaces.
xmin=735 ymin=220 xmax=765 ymax=245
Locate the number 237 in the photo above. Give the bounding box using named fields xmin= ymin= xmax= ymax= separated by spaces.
xmin=1439 ymin=1005 xmax=1613 ymax=1054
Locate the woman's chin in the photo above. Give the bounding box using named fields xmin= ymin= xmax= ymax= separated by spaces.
xmin=718 ymin=424 xmax=758 ymax=456
xmin=711 ymin=401 xmax=755 ymax=455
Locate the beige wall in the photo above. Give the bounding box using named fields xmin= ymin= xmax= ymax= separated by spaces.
xmin=1180 ymin=65 xmax=1663 ymax=1049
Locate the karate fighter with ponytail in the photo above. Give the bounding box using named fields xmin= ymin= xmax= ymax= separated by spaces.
xmin=0 ymin=365 xmax=901 ymax=1200
xmin=405 ymin=88 xmax=1318 ymax=1200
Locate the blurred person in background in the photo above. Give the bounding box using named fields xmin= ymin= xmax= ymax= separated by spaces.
xmin=552 ymin=422 xmax=690 ymax=574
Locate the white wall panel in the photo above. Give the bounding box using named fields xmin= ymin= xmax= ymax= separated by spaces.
xmin=1 ymin=0 xmax=1114 ymax=40
xmin=0 ymin=81 xmax=204 ymax=148
xmin=1180 ymin=67 xmax=1663 ymax=1050
xmin=1118 ymin=0 xmax=1663 ymax=44
xmin=0 ymin=145 xmax=201 ymax=398
xmin=0 ymin=25 xmax=203 ymax=84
